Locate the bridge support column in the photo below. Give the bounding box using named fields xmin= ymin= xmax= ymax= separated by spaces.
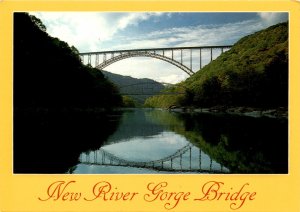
xmin=190 ymin=49 xmax=192 ymax=70
xmin=180 ymin=154 xmax=182 ymax=170
xmin=199 ymin=48 xmax=202 ymax=69
xmin=88 ymin=54 xmax=91 ymax=65
xmin=94 ymin=152 xmax=97 ymax=163
xmin=103 ymin=53 xmax=106 ymax=63
xmin=180 ymin=49 xmax=183 ymax=64
xmin=199 ymin=149 xmax=202 ymax=170
xmin=87 ymin=153 xmax=90 ymax=163
xmin=210 ymin=48 xmax=213 ymax=62
xmin=189 ymin=147 xmax=192 ymax=170
xmin=95 ymin=54 xmax=99 ymax=67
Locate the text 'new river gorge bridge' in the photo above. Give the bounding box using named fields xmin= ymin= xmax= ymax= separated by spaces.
xmin=79 ymin=45 xmax=232 ymax=76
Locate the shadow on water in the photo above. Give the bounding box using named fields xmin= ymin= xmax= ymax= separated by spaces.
xmin=74 ymin=109 xmax=287 ymax=174
xmin=14 ymin=108 xmax=288 ymax=174
xmin=168 ymin=112 xmax=288 ymax=174
xmin=13 ymin=109 xmax=122 ymax=173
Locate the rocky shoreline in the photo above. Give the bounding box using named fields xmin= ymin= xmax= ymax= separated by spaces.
xmin=169 ymin=106 xmax=288 ymax=119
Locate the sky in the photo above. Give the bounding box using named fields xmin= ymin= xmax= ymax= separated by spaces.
xmin=31 ymin=12 xmax=288 ymax=84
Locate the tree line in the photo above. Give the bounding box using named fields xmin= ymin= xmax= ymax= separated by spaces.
xmin=145 ymin=22 xmax=288 ymax=109
xmin=14 ymin=13 xmax=122 ymax=111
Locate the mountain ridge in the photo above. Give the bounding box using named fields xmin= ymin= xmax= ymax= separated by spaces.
xmin=145 ymin=22 xmax=288 ymax=109
xmin=101 ymin=70 xmax=165 ymax=104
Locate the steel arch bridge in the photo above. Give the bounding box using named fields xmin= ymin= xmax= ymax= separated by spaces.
xmin=79 ymin=144 xmax=229 ymax=173
xmin=79 ymin=45 xmax=232 ymax=76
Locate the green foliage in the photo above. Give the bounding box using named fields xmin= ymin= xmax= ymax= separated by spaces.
xmin=29 ymin=15 xmax=47 ymax=32
xmin=101 ymin=70 xmax=165 ymax=105
xmin=183 ymin=22 xmax=288 ymax=108
xmin=122 ymin=96 xmax=137 ymax=107
xmin=144 ymin=84 xmax=186 ymax=108
xmin=147 ymin=111 xmax=287 ymax=173
xmin=144 ymin=95 xmax=180 ymax=108
xmin=14 ymin=13 xmax=122 ymax=110
xmin=147 ymin=22 xmax=288 ymax=109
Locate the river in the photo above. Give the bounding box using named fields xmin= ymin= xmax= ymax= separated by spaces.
xmin=72 ymin=108 xmax=288 ymax=174
xmin=13 ymin=108 xmax=287 ymax=174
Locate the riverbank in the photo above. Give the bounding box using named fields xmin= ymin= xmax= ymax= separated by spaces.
xmin=169 ymin=106 xmax=288 ymax=119
xmin=15 ymin=106 xmax=288 ymax=119
xmin=14 ymin=107 xmax=122 ymax=173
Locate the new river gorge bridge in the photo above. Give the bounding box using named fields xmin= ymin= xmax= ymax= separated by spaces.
xmin=79 ymin=144 xmax=229 ymax=173
xmin=79 ymin=45 xmax=232 ymax=76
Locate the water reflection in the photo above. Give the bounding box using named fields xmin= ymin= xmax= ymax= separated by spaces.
xmin=13 ymin=110 xmax=122 ymax=173
xmin=77 ymin=133 xmax=227 ymax=173
xmin=176 ymin=112 xmax=288 ymax=173
xmin=14 ymin=108 xmax=287 ymax=174
xmin=74 ymin=109 xmax=287 ymax=174
xmin=73 ymin=109 xmax=222 ymax=174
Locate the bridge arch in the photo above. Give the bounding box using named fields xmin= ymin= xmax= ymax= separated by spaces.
xmin=78 ymin=144 xmax=229 ymax=173
xmin=96 ymin=51 xmax=195 ymax=76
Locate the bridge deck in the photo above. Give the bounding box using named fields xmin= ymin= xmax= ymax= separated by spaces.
xmin=80 ymin=45 xmax=233 ymax=55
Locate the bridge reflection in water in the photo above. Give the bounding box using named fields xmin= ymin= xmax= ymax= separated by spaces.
xmin=79 ymin=143 xmax=229 ymax=174
xmin=69 ymin=108 xmax=287 ymax=174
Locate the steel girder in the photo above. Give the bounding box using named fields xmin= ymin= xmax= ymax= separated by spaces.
xmin=95 ymin=51 xmax=195 ymax=76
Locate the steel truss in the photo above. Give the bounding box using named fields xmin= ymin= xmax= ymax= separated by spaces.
xmin=79 ymin=45 xmax=232 ymax=76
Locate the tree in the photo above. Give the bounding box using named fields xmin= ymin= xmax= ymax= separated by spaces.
xmin=30 ymin=15 xmax=47 ymax=32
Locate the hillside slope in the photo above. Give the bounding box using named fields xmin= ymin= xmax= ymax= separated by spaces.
xmin=102 ymin=70 xmax=165 ymax=104
xmin=14 ymin=13 xmax=122 ymax=110
xmin=185 ymin=21 xmax=288 ymax=108
xmin=145 ymin=22 xmax=288 ymax=109
xmin=13 ymin=13 xmax=122 ymax=173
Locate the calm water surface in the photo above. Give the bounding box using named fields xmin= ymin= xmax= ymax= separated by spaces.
xmin=72 ymin=108 xmax=287 ymax=174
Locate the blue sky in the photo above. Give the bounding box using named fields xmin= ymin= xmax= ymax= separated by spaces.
xmin=31 ymin=12 xmax=288 ymax=83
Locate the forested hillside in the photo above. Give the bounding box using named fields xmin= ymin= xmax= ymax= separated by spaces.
xmin=102 ymin=70 xmax=165 ymax=105
xmin=145 ymin=22 xmax=288 ymax=109
xmin=14 ymin=13 xmax=122 ymax=110
xmin=13 ymin=13 xmax=122 ymax=173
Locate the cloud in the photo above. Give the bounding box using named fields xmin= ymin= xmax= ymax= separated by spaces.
xmin=84 ymin=19 xmax=265 ymax=83
xmin=84 ymin=20 xmax=264 ymax=83
xmin=32 ymin=12 xmax=288 ymax=52
xmin=107 ymin=19 xmax=265 ymax=52
xmin=102 ymin=57 xmax=188 ymax=84
xmin=30 ymin=12 xmax=288 ymax=83
xmin=157 ymin=74 xmax=188 ymax=84
xmin=258 ymin=12 xmax=288 ymax=26
xmin=31 ymin=12 xmax=164 ymax=51
xmin=97 ymin=14 xmax=287 ymax=83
